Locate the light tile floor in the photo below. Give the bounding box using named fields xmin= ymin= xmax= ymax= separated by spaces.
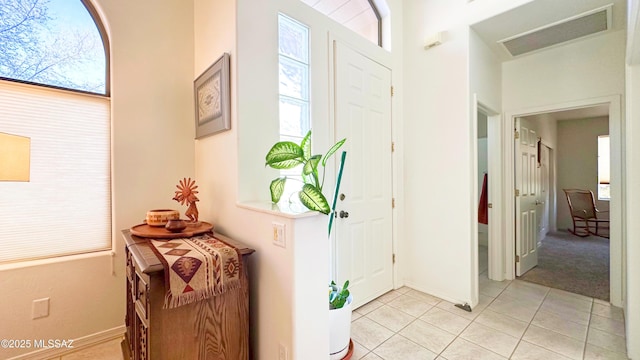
xmin=350 ymin=276 xmax=628 ymax=359
xmin=49 ymin=245 xmax=627 ymax=360
xmin=50 ymin=281 xmax=628 ymax=360
xmin=45 ymin=337 xmax=124 ymax=360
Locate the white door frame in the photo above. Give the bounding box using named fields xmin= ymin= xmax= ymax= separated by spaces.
xmin=472 ymin=95 xmax=503 ymax=306
xmin=502 ymin=95 xmax=624 ymax=307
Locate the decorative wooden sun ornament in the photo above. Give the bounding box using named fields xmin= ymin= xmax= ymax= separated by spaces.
xmin=173 ymin=177 xmax=200 ymax=223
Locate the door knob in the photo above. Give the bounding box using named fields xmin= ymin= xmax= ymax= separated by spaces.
xmin=339 ymin=210 xmax=349 ymax=218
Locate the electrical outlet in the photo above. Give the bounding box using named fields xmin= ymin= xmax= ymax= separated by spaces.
xmin=32 ymin=297 xmax=50 ymax=319
xmin=272 ymin=222 xmax=285 ymax=248
xmin=278 ymin=343 xmax=288 ymax=360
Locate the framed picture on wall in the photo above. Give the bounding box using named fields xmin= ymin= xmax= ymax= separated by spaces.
xmin=194 ymin=52 xmax=230 ymax=139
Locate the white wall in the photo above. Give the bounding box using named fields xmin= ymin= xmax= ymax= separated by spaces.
xmin=556 ymin=117 xmax=610 ymax=231
xmin=503 ymin=31 xmax=626 ymax=111
xmin=625 ymin=62 xmax=640 ymax=360
xmin=470 ymin=30 xmax=502 ymax=113
xmin=625 ymin=1 xmax=640 ymax=356
xmin=0 ymin=1 xmax=195 ymax=358
xmin=403 ymin=0 xmax=526 ymax=306
xmin=402 ymin=0 xmax=473 ymax=304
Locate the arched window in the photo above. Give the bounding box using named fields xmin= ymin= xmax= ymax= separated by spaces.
xmin=302 ymin=0 xmax=381 ymax=47
xmin=0 ymin=0 xmax=111 ymax=264
xmin=0 ymin=0 xmax=109 ymax=95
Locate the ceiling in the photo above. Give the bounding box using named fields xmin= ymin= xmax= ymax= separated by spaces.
xmin=471 ymin=0 xmax=627 ymax=61
xmin=302 ymin=0 xmax=370 ymax=16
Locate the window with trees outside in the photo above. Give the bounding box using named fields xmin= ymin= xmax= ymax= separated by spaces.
xmin=277 ymin=14 xmax=310 ymax=204
xmin=1 ymin=0 xmax=108 ymax=94
xmin=0 ymin=0 xmax=111 ymax=264
xmin=598 ymin=135 xmax=610 ymax=201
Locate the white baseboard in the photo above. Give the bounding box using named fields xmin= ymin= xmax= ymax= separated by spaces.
xmin=402 ymin=281 xmax=463 ymax=307
xmin=7 ymin=326 xmax=125 ymax=360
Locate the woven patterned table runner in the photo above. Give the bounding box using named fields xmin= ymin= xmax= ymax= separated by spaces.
xmin=148 ymin=233 xmax=242 ymax=309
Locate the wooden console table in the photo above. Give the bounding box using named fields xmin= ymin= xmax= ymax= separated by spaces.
xmin=121 ymin=229 xmax=254 ymax=360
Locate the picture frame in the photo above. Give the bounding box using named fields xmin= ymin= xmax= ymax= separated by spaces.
xmin=194 ymin=53 xmax=230 ymax=139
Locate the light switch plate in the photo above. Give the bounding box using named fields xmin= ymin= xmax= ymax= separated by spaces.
xmin=272 ymin=222 xmax=285 ymax=248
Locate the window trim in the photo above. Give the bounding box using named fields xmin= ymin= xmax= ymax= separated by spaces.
xmin=367 ymin=0 xmax=382 ymax=47
xmin=81 ymin=0 xmax=111 ymax=96
xmin=598 ymin=134 xmax=610 ymax=201
xmin=0 ymin=249 xmax=114 ymax=271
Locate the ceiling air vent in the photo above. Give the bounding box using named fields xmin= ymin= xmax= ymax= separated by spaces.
xmin=499 ymin=5 xmax=612 ymax=57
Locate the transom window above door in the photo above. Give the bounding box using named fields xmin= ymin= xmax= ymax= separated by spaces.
xmin=301 ymin=0 xmax=381 ymax=46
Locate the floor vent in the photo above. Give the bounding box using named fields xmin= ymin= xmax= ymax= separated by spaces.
xmin=499 ymin=5 xmax=612 ymax=57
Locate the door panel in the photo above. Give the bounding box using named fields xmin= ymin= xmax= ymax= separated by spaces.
xmin=349 ymin=223 xmax=366 ymax=283
xmin=515 ymin=118 xmax=539 ymax=276
xmin=334 ymin=41 xmax=393 ymax=308
xmin=529 ymin=154 xmax=536 ymax=196
xmin=521 ymin=153 xmax=528 ymax=196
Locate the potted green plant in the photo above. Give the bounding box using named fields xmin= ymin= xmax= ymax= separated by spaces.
xmin=329 ymin=280 xmax=353 ymax=360
xmin=266 ymin=131 xmax=352 ymax=358
xmin=264 ymin=130 xmax=345 ymax=214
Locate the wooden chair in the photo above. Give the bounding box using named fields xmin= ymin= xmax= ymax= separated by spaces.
xmin=563 ymin=189 xmax=609 ymax=238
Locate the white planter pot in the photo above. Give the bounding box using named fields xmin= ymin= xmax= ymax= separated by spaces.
xmin=329 ymin=295 xmax=353 ymax=360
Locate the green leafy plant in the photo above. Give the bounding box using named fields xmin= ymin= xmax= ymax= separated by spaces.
xmin=329 ymin=280 xmax=350 ymax=310
xmin=265 ymin=130 xmax=346 ymax=214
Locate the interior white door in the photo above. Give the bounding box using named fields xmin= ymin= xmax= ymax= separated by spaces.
xmin=334 ymin=41 xmax=393 ymax=308
xmin=515 ymin=117 xmax=539 ymax=276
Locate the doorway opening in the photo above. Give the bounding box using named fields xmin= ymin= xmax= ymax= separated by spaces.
xmin=477 ymin=110 xmax=489 ymax=278
xmin=505 ymin=97 xmax=622 ymax=306
xmin=515 ymin=106 xmax=611 ymax=301
xmin=472 ymin=98 xmax=502 ymax=307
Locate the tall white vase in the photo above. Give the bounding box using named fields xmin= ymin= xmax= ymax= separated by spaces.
xmin=329 ymin=295 xmax=353 ymax=360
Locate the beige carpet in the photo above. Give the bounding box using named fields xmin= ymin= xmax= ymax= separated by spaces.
xmin=518 ymin=231 xmax=610 ymax=301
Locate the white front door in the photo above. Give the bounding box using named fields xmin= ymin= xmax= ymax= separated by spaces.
xmin=515 ymin=117 xmax=539 ymax=276
xmin=333 ymin=41 xmax=393 ymax=308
